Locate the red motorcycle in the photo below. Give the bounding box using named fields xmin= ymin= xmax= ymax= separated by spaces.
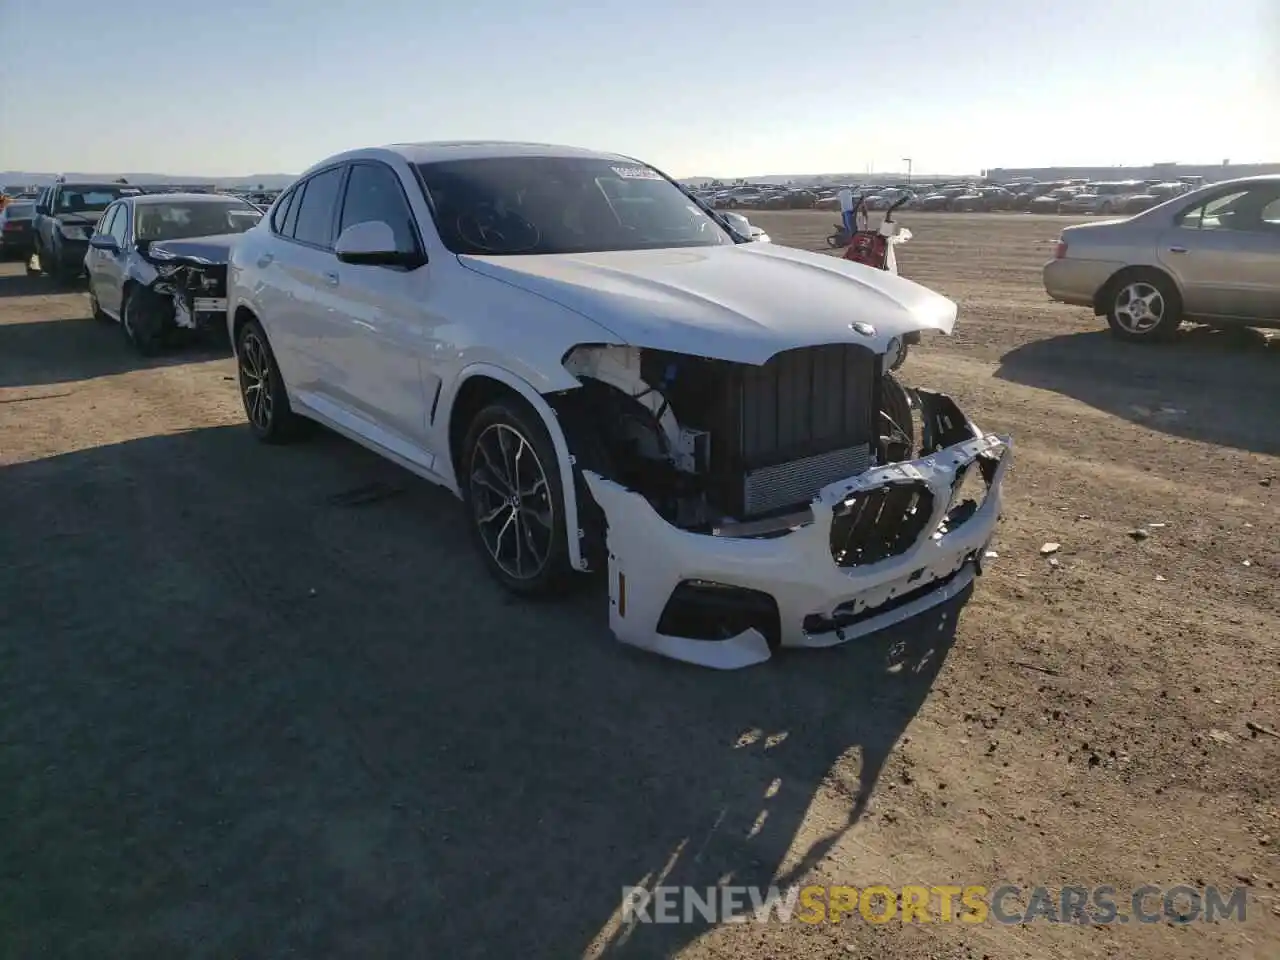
xmin=839 ymin=192 xmax=918 ymax=369
xmin=841 ymin=191 xmax=912 ymax=271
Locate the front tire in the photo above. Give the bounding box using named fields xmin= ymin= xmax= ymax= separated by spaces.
xmin=461 ymin=400 xmax=573 ymax=597
xmin=88 ymin=285 xmax=111 ymax=322
xmin=1104 ymin=271 xmax=1182 ymax=342
xmin=120 ymin=286 xmax=165 ymax=355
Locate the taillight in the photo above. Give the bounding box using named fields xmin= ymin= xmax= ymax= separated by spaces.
xmin=1053 ymin=239 xmax=1067 ymax=259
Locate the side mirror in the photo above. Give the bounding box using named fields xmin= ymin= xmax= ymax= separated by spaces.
xmin=335 ymin=221 xmax=423 ymax=268
xmin=89 ymin=234 xmax=119 ymax=252
xmin=721 ymin=211 xmax=754 ymax=239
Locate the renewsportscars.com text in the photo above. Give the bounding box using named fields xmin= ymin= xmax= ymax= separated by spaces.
xmin=621 ymin=883 xmax=1249 ymax=926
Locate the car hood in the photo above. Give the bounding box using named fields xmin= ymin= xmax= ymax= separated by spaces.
xmin=459 ymin=242 xmax=957 ymax=364
xmin=144 ymin=233 xmax=240 ymax=265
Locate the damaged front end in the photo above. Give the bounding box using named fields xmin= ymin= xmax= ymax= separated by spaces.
xmin=133 ymin=239 xmax=232 ymax=337
xmin=550 ymin=344 xmax=1011 ymax=669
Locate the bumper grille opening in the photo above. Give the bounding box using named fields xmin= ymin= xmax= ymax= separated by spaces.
xmin=656 ymin=580 xmax=781 ymax=648
xmin=829 ymin=481 xmax=935 ymax=568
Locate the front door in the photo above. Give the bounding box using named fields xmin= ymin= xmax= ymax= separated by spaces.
xmin=99 ymin=203 xmax=132 ymax=316
xmin=321 ymin=161 xmax=435 ymax=450
xmin=1160 ymin=183 xmax=1280 ymax=320
xmin=86 ymin=204 xmax=119 ymax=306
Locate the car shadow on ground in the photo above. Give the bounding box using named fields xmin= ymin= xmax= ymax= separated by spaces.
xmin=0 ymin=315 xmax=230 ymax=388
xmin=0 ymin=423 xmax=965 ymax=959
xmin=0 ymin=269 xmax=79 ymax=299
xmin=995 ymin=326 xmax=1280 ymax=456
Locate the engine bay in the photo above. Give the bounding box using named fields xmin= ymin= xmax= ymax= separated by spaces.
xmin=553 ymin=343 xmax=910 ymax=535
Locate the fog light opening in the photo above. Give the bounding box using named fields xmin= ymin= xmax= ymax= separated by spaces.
xmin=656 ymin=580 xmax=781 ymax=649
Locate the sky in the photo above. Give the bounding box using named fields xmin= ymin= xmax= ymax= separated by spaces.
xmin=1 ymin=0 xmax=1276 ymax=179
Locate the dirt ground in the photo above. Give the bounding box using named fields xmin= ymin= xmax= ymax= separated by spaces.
xmin=1 ymin=212 xmax=1277 ymax=960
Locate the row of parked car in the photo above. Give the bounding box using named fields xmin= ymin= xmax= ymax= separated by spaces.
xmin=695 ymin=177 xmax=1204 ymax=216
xmin=0 ymin=179 xmax=279 ymax=278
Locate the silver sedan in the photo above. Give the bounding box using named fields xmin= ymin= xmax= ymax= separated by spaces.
xmin=1043 ymin=174 xmax=1280 ymax=341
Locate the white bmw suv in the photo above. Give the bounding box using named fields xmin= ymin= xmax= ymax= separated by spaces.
xmin=227 ymin=141 xmax=1011 ymax=668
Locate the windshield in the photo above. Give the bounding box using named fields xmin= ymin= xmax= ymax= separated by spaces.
xmin=4 ymin=202 xmax=34 ymax=218
xmin=134 ymin=200 xmax=263 ymax=242
xmin=415 ymin=156 xmax=734 ymax=255
xmin=56 ymin=186 xmax=131 ymax=213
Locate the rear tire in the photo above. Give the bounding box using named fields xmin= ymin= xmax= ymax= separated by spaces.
xmin=1104 ymin=270 xmax=1182 ymax=343
xmin=461 ymin=399 xmax=574 ymax=598
xmin=236 ymin=318 xmax=305 ymax=444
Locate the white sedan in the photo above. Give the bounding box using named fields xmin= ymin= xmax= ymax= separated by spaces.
xmin=227 ymin=141 xmax=1011 ymax=668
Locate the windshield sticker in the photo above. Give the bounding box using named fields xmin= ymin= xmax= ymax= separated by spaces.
xmin=612 ymin=165 xmax=663 ymax=181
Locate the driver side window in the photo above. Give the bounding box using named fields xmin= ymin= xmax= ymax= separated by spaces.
xmin=96 ymin=205 xmax=118 ymax=238
xmin=338 ymin=162 xmax=420 ymax=255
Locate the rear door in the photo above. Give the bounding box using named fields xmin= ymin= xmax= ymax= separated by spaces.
xmin=1160 ymin=183 xmax=1280 ymax=319
xmin=260 ymin=167 xmax=346 ymax=395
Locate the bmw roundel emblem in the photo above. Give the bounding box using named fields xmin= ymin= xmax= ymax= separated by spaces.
xmin=849 ymin=321 xmax=876 ymax=337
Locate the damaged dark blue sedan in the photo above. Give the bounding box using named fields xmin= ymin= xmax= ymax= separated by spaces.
xmin=85 ymin=193 xmax=263 ymax=354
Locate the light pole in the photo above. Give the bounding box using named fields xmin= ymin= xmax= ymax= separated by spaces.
xmin=903 ymin=158 xmax=913 ymax=184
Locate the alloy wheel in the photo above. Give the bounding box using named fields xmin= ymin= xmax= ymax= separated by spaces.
xmin=468 ymin=423 xmax=554 ymax=581
xmin=238 ymin=331 xmax=274 ymax=431
xmin=1113 ymin=282 xmax=1166 ymax=335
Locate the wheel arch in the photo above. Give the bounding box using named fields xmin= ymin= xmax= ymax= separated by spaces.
xmin=231 ymin=304 xmax=260 ymax=353
xmin=1092 ymin=263 xmax=1184 ymax=316
xmin=443 ymin=364 xmax=586 ymax=574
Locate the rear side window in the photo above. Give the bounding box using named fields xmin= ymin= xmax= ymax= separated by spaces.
xmin=290 ymin=167 xmax=344 ymax=248
xmin=270 ymin=187 xmax=297 ymax=234
xmin=281 ymin=184 xmax=303 ymax=237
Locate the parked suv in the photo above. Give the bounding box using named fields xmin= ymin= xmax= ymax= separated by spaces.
xmin=31 ymin=180 xmax=139 ymax=281
xmin=224 ymin=141 xmax=1010 ymax=669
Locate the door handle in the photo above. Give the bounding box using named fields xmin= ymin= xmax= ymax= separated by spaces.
xmin=256 ymin=253 xmax=274 ymax=268
xmin=323 ymin=271 xmax=339 ymax=286
xmin=1167 ymin=246 xmax=1188 ymax=254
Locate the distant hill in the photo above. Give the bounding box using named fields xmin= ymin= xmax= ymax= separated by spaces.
xmin=0 ymin=172 xmax=299 ymax=191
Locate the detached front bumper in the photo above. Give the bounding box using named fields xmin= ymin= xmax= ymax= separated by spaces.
xmin=583 ymin=391 xmax=1012 ymax=669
